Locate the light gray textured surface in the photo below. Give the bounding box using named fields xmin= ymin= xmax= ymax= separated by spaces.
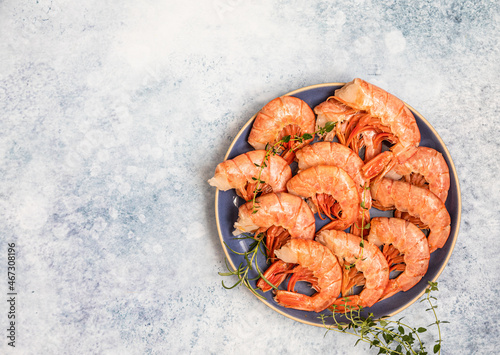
xmin=0 ymin=0 xmax=499 ymax=354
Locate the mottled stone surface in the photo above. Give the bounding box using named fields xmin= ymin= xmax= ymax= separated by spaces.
xmin=0 ymin=0 xmax=498 ymax=354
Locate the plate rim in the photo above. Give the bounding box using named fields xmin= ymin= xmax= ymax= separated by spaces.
xmin=214 ymin=82 xmax=462 ymax=327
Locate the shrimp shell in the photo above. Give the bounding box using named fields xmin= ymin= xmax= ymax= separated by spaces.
xmin=367 ymin=217 xmax=430 ymax=300
xmin=371 ymin=178 xmax=451 ymax=253
xmin=313 ymin=97 xmax=358 ymax=141
xmin=316 ymin=229 xmax=389 ymax=308
xmin=286 ymin=165 xmax=360 ymax=231
xmin=248 ymin=96 xmax=316 ymax=150
xmin=389 ymin=146 xmax=450 ymax=203
xmin=295 ymin=142 xmax=371 ymax=208
xmin=334 ymin=78 xmax=420 ymax=153
xmin=273 ymin=239 xmax=342 ymax=312
xmin=295 ymin=142 xmax=371 ymax=235
xmin=233 ymin=192 xmax=315 ymax=240
xmin=208 ymin=150 xmax=292 ymax=200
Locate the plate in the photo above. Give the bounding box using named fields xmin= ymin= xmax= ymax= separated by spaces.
xmin=215 ymin=83 xmax=461 ymax=327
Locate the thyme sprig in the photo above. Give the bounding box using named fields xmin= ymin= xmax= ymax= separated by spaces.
xmin=345 ymin=184 xmax=371 ymax=272
xmin=251 ymin=121 xmax=337 ymax=214
xmin=320 ymin=281 xmax=447 ymax=354
xmin=219 ymin=232 xmax=277 ymax=299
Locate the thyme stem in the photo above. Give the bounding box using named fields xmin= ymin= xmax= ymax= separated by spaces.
xmin=219 ymin=233 xmax=277 ymax=299
xmin=322 ymin=281 xmax=446 ymax=354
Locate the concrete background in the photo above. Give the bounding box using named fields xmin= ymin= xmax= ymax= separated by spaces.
xmin=0 ymin=0 xmax=498 ymax=354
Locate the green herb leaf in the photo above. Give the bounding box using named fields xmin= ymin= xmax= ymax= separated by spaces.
xmin=319 ymin=281 xmax=446 ymax=354
xmin=324 ymin=121 xmax=336 ymax=132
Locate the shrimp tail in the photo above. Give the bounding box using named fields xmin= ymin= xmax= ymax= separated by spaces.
xmin=361 ymin=151 xmax=394 ymax=180
xmin=274 ymin=290 xmax=330 ymax=313
xmin=319 ymin=219 xmax=352 ymax=232
xmin=257 ymin=260 xmax=293 ymax=292
xmin=281 ymin=149 xmax=296 ymax=165
xmin=331 ymin=295 xmax=362 ymax=313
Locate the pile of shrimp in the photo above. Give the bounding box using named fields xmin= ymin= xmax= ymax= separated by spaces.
xmin=209 ymin=78 xmax=451 ymax=313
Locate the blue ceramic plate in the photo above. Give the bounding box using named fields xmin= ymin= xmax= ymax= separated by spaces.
xmin=215 ymin=83 xmax=461 ymax=327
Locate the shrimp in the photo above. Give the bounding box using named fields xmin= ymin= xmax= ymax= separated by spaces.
xmin=295 ymin=142 xmax=371 ymax=236
xmin=286 ymin=165 xmax=360 ymax=232
xmin=371 ymin=178 xmax=451 ymax=253
xmin=387 ymin=146 xmax=450 ymax=203
xmin=248 ymin=96 xmax=316 ymax=163
xmin=314 ymin=96 xmax=359 ymax=142
xmin=314 ymin=96 xmax=390 ymax=164
xmin=334 ymin=78 xmax=421 ymax=180
xmin=272 ymin=239 xmax=342 ymax=313
xmin=208 ymin=150 xmax=292 ymax=201
xmin=367 ymin=217 xmax=430 ymax=301
xmin=316 ymin=229 xmax=389 ymax=310
xmin=233 ymin=192 xmax=315 ymax=259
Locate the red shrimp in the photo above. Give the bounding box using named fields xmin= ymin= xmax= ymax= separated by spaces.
xmin=272 ymin=239 xmax=342 ymax=313
xmin=208 ymin=150 xmax=292 ymax=201
xmin=367 ymin=217 xmax=430 ymax=300
xmin=388 ymin=146 xmax=450 ymax=203
xmin=334 ymin=78 xmax=421 ymax=180
xmin=371 ymin=178 xmax=451 ymax=253
xmin=314 ymin=94 xmax=390 ymax=164
xmin=316 ymin=229 xmax=389 ymax=311
xmin=286 ymin=165 xmax=360 ymax=232
xmin=248 ymin=96 xmax=316 ymax=163
xmin=295 ymin=142 xmax=371 ymax=235
xmin=233 ymin=192 xmax=315 ymax=260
